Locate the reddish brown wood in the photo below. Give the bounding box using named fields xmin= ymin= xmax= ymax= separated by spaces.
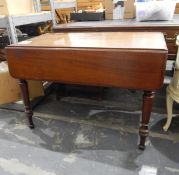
xmin=139 ymin=91 xmax=155 ymax=150
xmin=6 ymin=32 xmax=168 ymax=150
xmin=7 ymin=48 xmax=167 ymax=91
xmin=6 ymin=32 xmax=168 ymax=91
xmin=53 ymin=20 xmax=179 ymax=60
xmin=19 ymin=79 xmax=34 ymax=129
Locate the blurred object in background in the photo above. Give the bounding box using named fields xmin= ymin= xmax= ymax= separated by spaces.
xmin=77 ymin=0 xmax=104 ymax=11
xmin=71 ymin=2 xmax=105 ymax=21
xmin=0 ymin=48 xmax=6 ymax=61
xmin=135 ymin=1 xmax=176 ymax=21
xmin=0 ymin=28 xmax=28 ymax=48
xmin=18 ymin=22 xmax=52 ymax=36
xmin=38 ymin=21 xmax=52 ymax=34
xmin=41 ymin=0 xmax=75 ymax=24
xmin=105 ymin=0 xmax=135 ymax=20
xmin=40 ymin=0 xmax=105 ymax=23
xmin=55 ymin=10 xmax=71 ymax=24
xmin=175 ymin=2 xmax=179 ymax=14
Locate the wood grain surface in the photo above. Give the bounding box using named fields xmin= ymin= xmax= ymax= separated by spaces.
xmin=53 ymin=18 xmax=179 ymax=60
xmin=10 ymin=32 xmax=167 ymax=50
xmin=6 ymin=32 xmax=167 ymax=90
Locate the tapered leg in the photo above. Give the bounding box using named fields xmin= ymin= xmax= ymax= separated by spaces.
xmin=139 ymin=91 xmax=155 ymax=150
xmin=19 ymin=79 xmax=34 ymax=129
xmin=163 ymin=91 xmax=174 ymax=131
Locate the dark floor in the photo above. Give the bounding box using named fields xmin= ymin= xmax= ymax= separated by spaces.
xmin=0 ymin=84 xmax=179 ymax=175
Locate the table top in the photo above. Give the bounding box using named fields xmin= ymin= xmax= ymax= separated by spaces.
xmin=53 ymin=15 xmax=179 ymax=31
xmin=11 ymin=32 xmax=167 ymax=51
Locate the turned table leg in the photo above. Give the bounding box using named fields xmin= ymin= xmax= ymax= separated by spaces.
xmin=139 ymin=91 xmax=155 ymax=150
xmin=19 ymin=79 xmax=34 ymax=129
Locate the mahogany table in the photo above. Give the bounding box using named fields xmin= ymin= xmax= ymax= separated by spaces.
xmin=6 ymin=32 xmax=168 ymax=150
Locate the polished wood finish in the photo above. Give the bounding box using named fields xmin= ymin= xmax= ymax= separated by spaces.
xmin=8 ymin=32 xmax=167 ymax=49
xmin=53 ymin=15 xmax=179 ymax=60
xmin=6 ymin=32 xmax=168 ymax=149
xmin=139 ymin=91 xmax=155 ymax=150
xmin=7 ymin=32 xmax=167 ymax=90
xmin=19 ymin=80 xmax=34 ymax=129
